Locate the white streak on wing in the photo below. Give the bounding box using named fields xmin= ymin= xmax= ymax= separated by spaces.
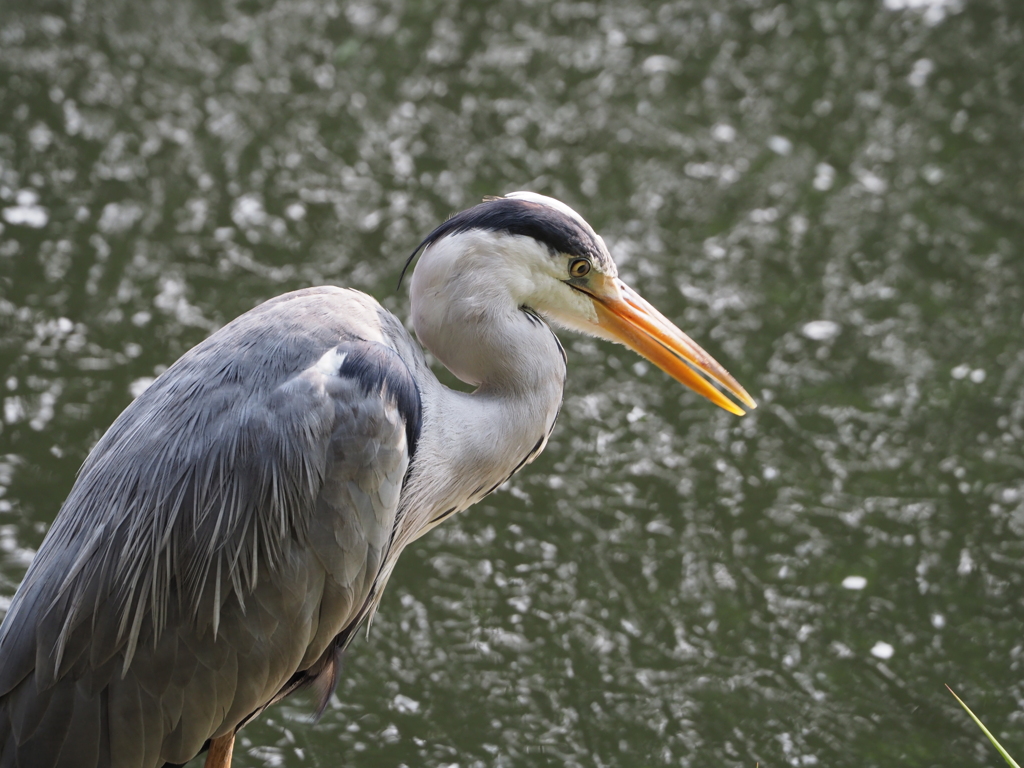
xmin=315 ymin=348 xmax=347 ymax=377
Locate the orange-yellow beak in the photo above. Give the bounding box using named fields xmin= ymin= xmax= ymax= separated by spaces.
xmin=578 ymin=276 xmax=756 ymax=416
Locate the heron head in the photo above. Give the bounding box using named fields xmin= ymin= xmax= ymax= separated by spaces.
xmin=405 ymin=192 xmax=755 ymax=415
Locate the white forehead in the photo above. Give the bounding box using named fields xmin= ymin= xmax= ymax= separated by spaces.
xmin=503 ymin=191 xmax=592 ymax=231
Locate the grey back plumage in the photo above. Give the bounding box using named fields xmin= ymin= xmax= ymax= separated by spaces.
xmin=0 ymin=287 xmax=424 ymax=767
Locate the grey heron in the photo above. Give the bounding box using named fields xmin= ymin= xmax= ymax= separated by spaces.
xmin=0 ymin=192 xmax=755 ymax=768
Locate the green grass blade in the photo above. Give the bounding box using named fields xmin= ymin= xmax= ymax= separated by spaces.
xmin=946 ymin=684 xmax=1021 ymax=768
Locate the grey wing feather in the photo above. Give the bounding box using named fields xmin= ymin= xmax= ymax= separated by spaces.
xmin=0 ymin=287 xmax=421 ymax=768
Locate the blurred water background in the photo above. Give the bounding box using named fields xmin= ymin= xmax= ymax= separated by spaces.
xmin=2 ymin=0 xmax=1024 ymax=765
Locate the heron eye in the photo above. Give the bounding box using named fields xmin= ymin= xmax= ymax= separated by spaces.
xmin=569 ymin=258 xmax=591 ymax=278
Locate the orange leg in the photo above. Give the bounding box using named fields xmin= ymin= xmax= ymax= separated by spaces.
xmin=203 ymin=732 xmax=235 ymax=768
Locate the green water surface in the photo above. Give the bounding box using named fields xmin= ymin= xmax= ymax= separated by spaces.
xmin=2 ymin=0 xmax=1023 ymax=765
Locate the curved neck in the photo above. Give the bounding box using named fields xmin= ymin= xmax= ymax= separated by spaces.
xmin=408 ymin=303 xmax=566 ymax=513
xmin=394 ymin=232 xmax=569 ymax=543
xmin=409 ymin=229 xmax=563 ymax=390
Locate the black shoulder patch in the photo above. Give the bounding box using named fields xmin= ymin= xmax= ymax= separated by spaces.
xmin=399 ymin=197 xmax=602 ymax=288
xmin=334 ymin=341 xmax=422 ymax=458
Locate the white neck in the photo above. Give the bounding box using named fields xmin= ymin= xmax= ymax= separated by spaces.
xmin=393 ymin=230 xmax=568 ymax=548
